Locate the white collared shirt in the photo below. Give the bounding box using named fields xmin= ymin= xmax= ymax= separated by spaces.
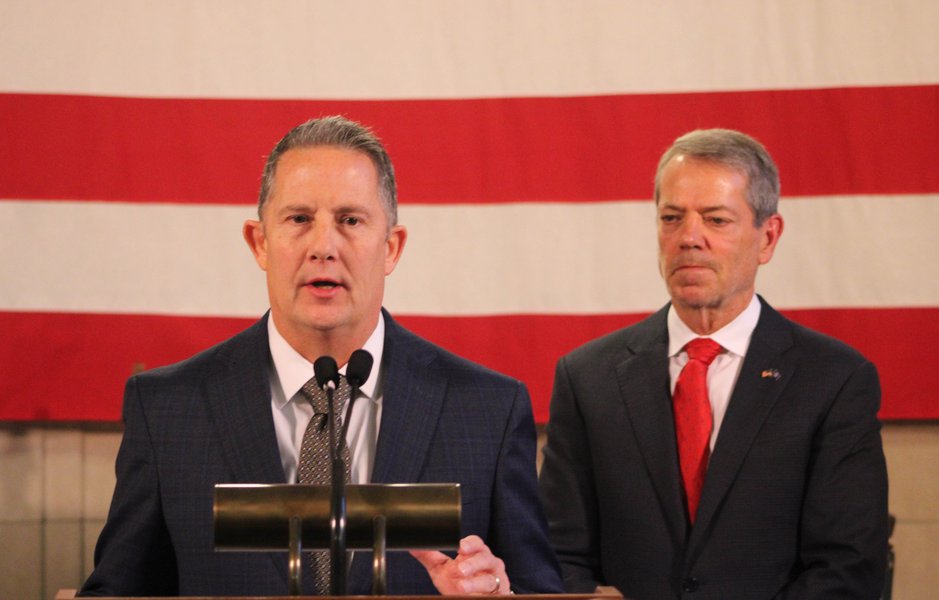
xmin=267 ymin=314 xmax=385 ymax=484
xmin=667 ymin=295 xmax=761 ymax=451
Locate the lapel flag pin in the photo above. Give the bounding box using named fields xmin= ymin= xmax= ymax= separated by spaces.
xmin=761 ymin=369 xmax=781 ymax=380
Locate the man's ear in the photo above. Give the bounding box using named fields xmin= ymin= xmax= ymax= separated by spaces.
xmin=384 ymin=225 xmax=408 ymax=276
xmin=758 ymin=213 xmax=784 ymax=265
xmin=243 ymin=219 xmax=268 ymax=270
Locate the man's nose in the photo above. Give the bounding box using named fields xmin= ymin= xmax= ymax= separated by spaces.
xmin=678 ymin=215 xmax=705 ymax=248
xmin=308 ymin=220 xmax=338 ymax=260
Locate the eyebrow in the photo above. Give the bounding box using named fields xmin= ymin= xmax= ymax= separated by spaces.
xmin=275 ymin=203 xmax=371 ymax=215
xmin=658 ymin=203 xmax=685 ymax=212
xmin=659 ymin=203 xmax=735 ymax=214
xmin=277 ymin=203 xmax=313 ymax=214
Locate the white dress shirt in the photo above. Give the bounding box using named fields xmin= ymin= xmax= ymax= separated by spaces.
xmin=667 ymin=295 xmax=761 ymax=451
xmin=266 ymin=314 xmax=385 ymax=484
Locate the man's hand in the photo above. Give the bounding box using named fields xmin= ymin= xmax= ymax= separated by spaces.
xmin=410 ymin=535 xmax=511 ymax=595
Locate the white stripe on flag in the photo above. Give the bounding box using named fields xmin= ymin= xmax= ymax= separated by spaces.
xmin=3 ymin=1 xmax=938 ymax=98
xmin=3 ymin=196 xmax=936 ymax=317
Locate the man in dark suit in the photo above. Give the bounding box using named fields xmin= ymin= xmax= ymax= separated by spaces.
xmin=539 ymin=129 xmax=888 ymax=599
xmin=81 ymin=116 xmax=562 ymax=596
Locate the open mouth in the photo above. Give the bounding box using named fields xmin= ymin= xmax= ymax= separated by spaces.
xmin=308 ymin=278 xmax=342 ymax=290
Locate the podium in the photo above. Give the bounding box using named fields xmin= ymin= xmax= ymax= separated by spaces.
xmin=55 ymin=589 xmax=625 ymax=600
xmin=214 ymin=483 xmax=463 ymax=595
xmin=61 ymin=484 xmax=629 ymax=600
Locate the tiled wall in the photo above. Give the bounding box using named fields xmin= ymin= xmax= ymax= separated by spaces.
xmin=0 ymin=424 xmax=119 ymax=600
xmin=880 ymin=424 xmax=939 ymax=598
xmin=2 ymin=422 xmax=937 ymax=600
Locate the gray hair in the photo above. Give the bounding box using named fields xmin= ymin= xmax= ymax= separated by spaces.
xmin=257 ymin=115 xmax=397 ymax=226
xmin=653 ymin=128 xmax=780 ymax=225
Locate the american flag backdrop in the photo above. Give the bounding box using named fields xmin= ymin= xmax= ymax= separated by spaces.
xmin=1 ymin=1 xmax=937 ymax=421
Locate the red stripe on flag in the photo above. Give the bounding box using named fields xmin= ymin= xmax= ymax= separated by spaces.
xmin=1 ymin=312 xmax=252 ymax=421
xmin=777 ymin=307 xmax=936 ymax=421
xmin=402 ymin=308 xmax=939 ymax=422
xmin=2 ymin=85 xmax=937 ymax=205
xmin=2 ymin=308 xmax=935 ymax=421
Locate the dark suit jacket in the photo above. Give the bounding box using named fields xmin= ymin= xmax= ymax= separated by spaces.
xmin=539 ymin=298 xmax=888 ymax=600
xmin=81 ymin=310 xmax=562 ymax=596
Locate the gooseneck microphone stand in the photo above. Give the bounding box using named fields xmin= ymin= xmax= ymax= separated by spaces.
xmin=313 ymin=356 xmax=344 ymax=595
xmin=340 ymin=349 xmax=374 ymax=459
xmin=313 ymin=350 xmax=374 ymax=596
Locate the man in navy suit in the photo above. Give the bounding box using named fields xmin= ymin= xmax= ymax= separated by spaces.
xmin=81 ymin=116 xmax=562 ymax=596
xmin=539 ymin=129 xmax=888 ymax=599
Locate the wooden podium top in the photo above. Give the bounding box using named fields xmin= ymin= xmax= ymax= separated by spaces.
xmin=55 ymin=588 xmax=624 ymax=600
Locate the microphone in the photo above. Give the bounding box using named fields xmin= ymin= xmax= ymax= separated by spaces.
xmin=311 ymin=355 xmax=342 ymax=473
xmin=340 ymin=349 xmax=373 ymax=451
xmin=313 ymin=356 xmax=340 ymax=389
xmin=346 ymin=349 xmax=374 ymax=388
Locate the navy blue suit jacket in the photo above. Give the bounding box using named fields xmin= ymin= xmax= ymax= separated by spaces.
xmin=81 ymin=310 xmax=562 ymax=596
xmin=539 ymin=298 xmax=888 ymax=600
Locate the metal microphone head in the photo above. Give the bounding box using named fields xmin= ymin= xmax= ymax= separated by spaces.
xmin=346 ymin=349 xmax=374 ymax=388
xmin=313 ymin=356 xmax=340 ymax=389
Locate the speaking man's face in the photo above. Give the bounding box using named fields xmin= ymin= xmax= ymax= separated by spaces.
xmin=245 ymin=146 xmax=406 ymax=353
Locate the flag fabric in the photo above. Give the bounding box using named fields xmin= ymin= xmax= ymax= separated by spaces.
xmin=2 ymin=1 xmax=938 ymax=421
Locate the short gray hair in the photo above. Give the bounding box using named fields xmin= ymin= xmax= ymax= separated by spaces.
xmin=257 ymin=115 xmax=397 ymax=226
xmin=653 ymin=128 xmax=780 ymax=225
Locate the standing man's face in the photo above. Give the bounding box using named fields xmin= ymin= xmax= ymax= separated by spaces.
xmin=656 ymin=155 xmax=782 ymax=327
xmin=244 ymin=146 xmax=406 ymax=357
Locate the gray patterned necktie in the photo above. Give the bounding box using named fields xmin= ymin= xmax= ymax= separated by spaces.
xmin=298 ymin=374 xmax=352 ymax=595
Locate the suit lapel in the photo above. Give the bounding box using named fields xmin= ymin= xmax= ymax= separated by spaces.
xmin=199 ymin=315 xmax=294 ymax=589
xmin=370 ymin=312 xmax=446 ymax=485
xmin=203 ymin=315 xmax=287 ymax=485
xmin=689 ymin=300 xmax=795 ymax=553
xmin=348 ymin=312 xmax=447 ymax=593
xmin=617 ymin=307 xmax=689 ymax=542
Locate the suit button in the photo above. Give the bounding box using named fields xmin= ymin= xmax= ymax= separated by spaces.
xmin=682 ymin=577 xmax=699 ymax=592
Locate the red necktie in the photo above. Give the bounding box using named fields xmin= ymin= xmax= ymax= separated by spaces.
xmin=673 ymin=338 xmax=722 ymax=524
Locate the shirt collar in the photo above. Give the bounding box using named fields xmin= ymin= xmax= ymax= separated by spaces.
xmin=667 ymin=294 xmax=761 ymax=358
xmin=268 ymin=313 xmax=385 ymax=408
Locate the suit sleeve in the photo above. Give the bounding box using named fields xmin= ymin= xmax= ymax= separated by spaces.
xmin=488 ymin=380 xmax=564 ymax=594
xmin=79 ymin=376 xmax=179 ymax=596
xmin=780 ymin=359 xmax=889 ymax=600
xmin=538 ymin=356 xmax=604 ymax=593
